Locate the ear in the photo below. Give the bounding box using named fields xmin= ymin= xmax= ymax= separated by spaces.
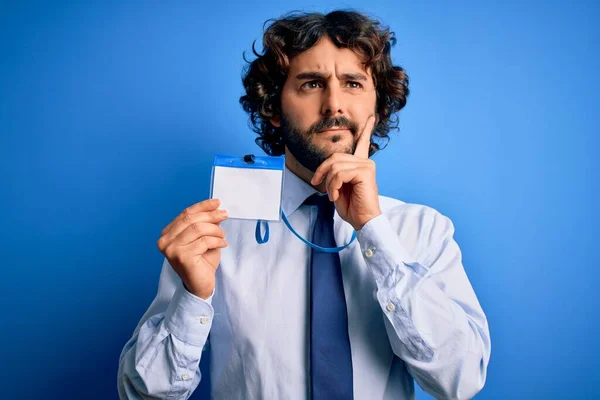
xmin=270 ymin=115 xmax=281 ymax=128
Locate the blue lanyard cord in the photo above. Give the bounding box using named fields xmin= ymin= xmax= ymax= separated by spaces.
xmin=255 ymin=220 xmax=270 ymax=244
xmin=255 ymin=212 xmax=357 ymax=253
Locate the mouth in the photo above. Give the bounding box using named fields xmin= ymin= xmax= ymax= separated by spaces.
xmin=318 ymin=128 xmax=351 ymax=134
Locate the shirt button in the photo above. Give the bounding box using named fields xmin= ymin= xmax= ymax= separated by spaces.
xmin=198 ymin=316 xmax=210 ymax=324
xmin=386 ymin=302 xmax=395 ymax=312
xmin=181 ymin=373 xmax=189 ymax=381
xmin=364 ymin=248 xmax=375 ymax=258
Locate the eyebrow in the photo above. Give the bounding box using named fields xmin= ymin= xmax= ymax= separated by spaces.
xmin=295 ymin=71 xmax=368 ymax=81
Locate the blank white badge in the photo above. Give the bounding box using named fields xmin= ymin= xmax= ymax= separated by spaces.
xmin=211 ymin=165 xmax=283 ymax=221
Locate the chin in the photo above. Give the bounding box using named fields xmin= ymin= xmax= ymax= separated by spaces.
xmin=325 ymin=143 xmax=354 ymax=156
xmin=315 ymin=135 xmax=350 ymax=150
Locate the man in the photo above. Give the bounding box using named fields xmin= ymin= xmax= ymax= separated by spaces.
xmin=118 ymin=10 xmax=491 ymax=400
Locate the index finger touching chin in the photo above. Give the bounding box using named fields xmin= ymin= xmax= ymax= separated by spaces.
xmin=354 ymin=115 xmax=376 ymax=159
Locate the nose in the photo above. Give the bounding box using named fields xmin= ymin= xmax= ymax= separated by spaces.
xmin=321 ymin=85 xmax=344 ymax=117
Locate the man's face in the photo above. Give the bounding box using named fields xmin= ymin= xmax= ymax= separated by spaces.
xmin=272 ymin=36 xmax=378 ymax=172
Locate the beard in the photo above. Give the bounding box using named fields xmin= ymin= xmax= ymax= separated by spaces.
xmin=280 ymin=113 xmax=360 ymax=172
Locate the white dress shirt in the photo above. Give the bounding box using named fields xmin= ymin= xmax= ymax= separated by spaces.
xmin=118 ymin=166 xmax=491 ymax=400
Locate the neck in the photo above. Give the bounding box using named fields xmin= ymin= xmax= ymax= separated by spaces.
xmin=284 ymin=147 xmax=328 ymax=194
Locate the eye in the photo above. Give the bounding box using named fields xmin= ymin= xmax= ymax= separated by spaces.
xmin=301 ymin=80 xmax=323 ymax=89
xmin=346 ymin=81 xmax=363 ymax=89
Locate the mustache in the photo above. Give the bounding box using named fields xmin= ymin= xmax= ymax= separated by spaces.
xmin=308 ymin=116 xmax=358 ymax=136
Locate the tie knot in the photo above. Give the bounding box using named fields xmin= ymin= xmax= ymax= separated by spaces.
xmin=303 ymin=193 xmax=334 ymax=220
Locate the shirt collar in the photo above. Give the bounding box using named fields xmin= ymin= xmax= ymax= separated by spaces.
xmin=281 ymin=165 xmax=320 ymax=217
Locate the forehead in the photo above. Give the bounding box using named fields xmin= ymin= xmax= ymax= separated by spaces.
xmin=287 ymin=36 xmax=370 ymax=75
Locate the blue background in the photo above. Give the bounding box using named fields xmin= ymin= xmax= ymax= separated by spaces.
xmin=1 ymin=1 xmax=598 ymax=399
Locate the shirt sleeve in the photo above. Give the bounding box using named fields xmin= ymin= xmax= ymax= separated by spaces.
xmin=117 ymin=258 xmax=214 ymax=399
xmin=356 ymin=211 xmax=491 ymax=400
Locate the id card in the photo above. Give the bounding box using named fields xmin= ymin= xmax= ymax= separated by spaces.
xmin=209 ymin=154 xmax=285 ymax=221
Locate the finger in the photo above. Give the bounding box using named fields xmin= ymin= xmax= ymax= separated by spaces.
xmin=162 ymin=207 xmax=228 ymax=241
xmin=166 ymin=235 xmax=228 ymax=272
xmin=174 ymin=222 xmax=226 ymax=247
xmin=354 ymin=115 xmax=376 ymax=159
xmin=327 ymin=168 xmax=362 ymax=202
xmin=311 ymin=154 xmax=370 ymax=185
xmin=162 ymin=198 xmax=222 ymax=235
xmin=324 ymin=162 xmax=360 ymax=197
xmin=182 ymin=235 xmax=229 ymax=258
xmin=159 ymin=221 xmax=226 ymax=251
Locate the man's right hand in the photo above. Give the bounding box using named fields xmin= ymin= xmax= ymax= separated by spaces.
xmin=157 ymin=198 xmax=229 ymax=299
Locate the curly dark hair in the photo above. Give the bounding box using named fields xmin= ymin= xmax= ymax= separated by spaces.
xmin=239 ymin=10 xmax=409 ymax=157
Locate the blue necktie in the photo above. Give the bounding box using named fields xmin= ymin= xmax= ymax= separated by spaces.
xmin=304 ymin=193 xmax=354 ymax=399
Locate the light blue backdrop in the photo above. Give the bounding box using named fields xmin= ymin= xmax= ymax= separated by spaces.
xmin=1 ymin=1 xmax=598 ymax=399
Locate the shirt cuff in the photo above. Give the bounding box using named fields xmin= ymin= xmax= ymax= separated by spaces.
xmin=164 ymin=285 xmax=214 ymax=346
xmin=356 ymin=214 xmax=428 ymax=284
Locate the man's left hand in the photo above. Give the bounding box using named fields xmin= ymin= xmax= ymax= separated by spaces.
xmin=310 ymin=116 xmax=381 ymax=231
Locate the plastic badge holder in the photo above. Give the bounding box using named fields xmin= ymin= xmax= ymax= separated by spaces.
xmin=210 ymin=153 xmax=356 ymax=251
xmin=210 ymin=153 xmax=285 ymax=222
